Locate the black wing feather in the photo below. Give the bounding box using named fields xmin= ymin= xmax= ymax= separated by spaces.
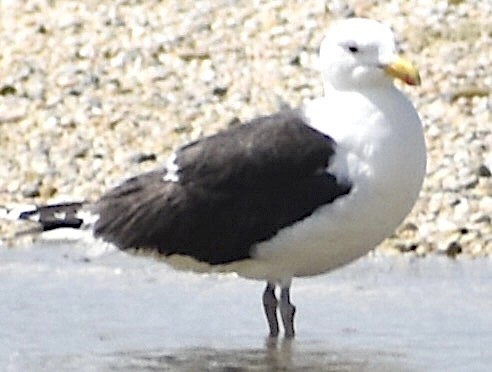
xmin=93 ymin=110 xmax=351 ymax=264
xmin=176 ymin=110 xmax=336 ymax=187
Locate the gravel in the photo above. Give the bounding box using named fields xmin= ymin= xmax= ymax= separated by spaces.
xmin=1 ymin=0 xmax=491 ymax=256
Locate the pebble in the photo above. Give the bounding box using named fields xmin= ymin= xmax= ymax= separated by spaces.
xmin=478 ymin=165 xmax=492 ymax=178
xmin=0 ymin=97 xmax=28 ymax=124
xmin=0 ymin=0 xmax=491 ymax=257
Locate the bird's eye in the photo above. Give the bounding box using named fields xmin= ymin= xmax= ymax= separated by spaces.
xmin=347 ymin=44 xmax=359 ymax=53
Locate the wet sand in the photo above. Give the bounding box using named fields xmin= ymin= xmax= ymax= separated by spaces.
xmin=1 ymin=240 xmax=491 ymax=371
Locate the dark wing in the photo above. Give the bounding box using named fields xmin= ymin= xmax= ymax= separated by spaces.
xmin=17 ymin=202 xmax=85 ymax=232
xmin=93 ymin=110 xmax=351 ymax=265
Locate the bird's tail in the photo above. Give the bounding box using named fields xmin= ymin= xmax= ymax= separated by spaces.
xmin=2 ymin=201 xmax=88 ymax=236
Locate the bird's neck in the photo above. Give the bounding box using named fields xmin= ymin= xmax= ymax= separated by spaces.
xmin=322 ymin=74 xmax=395 ymax=94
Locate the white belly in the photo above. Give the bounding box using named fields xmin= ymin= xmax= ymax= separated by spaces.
xmin=243 ymin=179 xmax=419 ymax=280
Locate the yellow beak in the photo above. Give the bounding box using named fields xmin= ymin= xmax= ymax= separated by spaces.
xmin=384 ymin=57 xmax=421 ymax=86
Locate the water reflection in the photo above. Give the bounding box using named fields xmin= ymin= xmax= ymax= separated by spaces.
xmin=81 ymin=340 xmax=408 ymax=371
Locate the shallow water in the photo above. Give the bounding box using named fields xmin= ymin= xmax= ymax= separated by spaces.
xmin=1 ymin=239 xmax=491 ymax=371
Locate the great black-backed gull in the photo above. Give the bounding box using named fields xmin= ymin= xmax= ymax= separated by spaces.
xmin=10 ymin=18 xmax=426 ymax=338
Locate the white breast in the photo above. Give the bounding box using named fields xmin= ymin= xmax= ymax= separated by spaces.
xmin=238 ymin=88 xmax=426 ymax=281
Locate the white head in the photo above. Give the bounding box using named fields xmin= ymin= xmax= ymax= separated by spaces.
xmin=319 ymin=18 xmax=420 ymax=91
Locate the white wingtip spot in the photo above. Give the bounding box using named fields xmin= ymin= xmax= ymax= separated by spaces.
xmin=53 ymin=211 xmax=67 ymax=220
xmin=76 ymin=210 xmax=100 ymax=226
xmin=163 ymin=152 xmax=180 ymax=182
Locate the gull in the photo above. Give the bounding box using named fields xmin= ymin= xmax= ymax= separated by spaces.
xmin=14 ymin=18 xmax=426 ymax=338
